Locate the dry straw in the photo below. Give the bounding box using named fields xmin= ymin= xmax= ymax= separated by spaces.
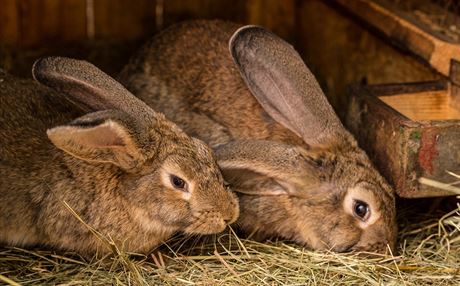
xmin=1 ymin=175 xmax=459 ymax=285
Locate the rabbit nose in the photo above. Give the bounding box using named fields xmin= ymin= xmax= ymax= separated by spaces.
xmin=221 ymin=204 xmax=239 ymax=224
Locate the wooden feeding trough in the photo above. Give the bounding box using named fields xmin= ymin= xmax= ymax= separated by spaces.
xmin=347 ymin=82 xmax=460 ymax=198
xmin=339 ymin=0 xmax=460 ymax=197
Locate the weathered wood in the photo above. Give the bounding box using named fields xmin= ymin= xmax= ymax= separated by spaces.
xmin=15 ymin=0 xmax=87 ymax=46
xmin=0 ymin=0 xmax=20 ymax=46
xmin=334 ymin=0 xmax=460 ymax=78
xmin=161 ymin=0 xmax=295 ymax=40
xmin=55 ymin=0 xmax=87 ymax=42
xmin=0 ymin=0 xmax=156 ymax=47
xmin=245 ymin=0 xmax=296 ymax=41
xmin=346 ymin=83 xmax=460 ymax=198
xmin=17 ymin=0 xmax=43 ymax=46
xmin=352 ymin=81 xmax=447 ymax=96
xmin=93 ymin=0 xmax=156 ymax=40
xmin=450 ymin=60 xmax=460 ymax=106
xmin=162 ymin=0 xmax=246 ymax=27
xmin=379 ymin=91 xmax=460 ymax=121
xmin=296 ymin=0 xmax=440 ymax=118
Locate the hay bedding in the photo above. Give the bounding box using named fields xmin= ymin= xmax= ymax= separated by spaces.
xmin=0 ymin=198 xmax=459 ymax=285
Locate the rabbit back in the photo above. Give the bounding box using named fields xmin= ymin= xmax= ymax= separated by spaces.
xmin=119 ymin=20 xmax=303 ymax=147
xmin=0 ymin=72 xmax=85 ymax=246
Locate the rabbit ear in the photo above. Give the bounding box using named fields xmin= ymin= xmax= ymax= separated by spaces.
xmin=229 ymin=26 xmax=345 ymax=146
xmin=47 ymin=110 xmax=147 ymax=170
xmin=32 ymin=57 xmax=155 ymax=121
xmin=216 ymin=140 xmax=321 ymax=196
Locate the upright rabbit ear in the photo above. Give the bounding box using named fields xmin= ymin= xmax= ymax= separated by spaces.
xmin=32 ymin=57 xmax=155 ymax=123
xmin=229 ymin=26 xmax=346 ymax=146
xmin=216 ymin=140 xmax=322 ymax=196
xmin=48 ymin=110 xmax=146 ymax=170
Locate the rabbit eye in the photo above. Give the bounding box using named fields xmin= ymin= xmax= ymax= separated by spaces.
xmin=223 ymin=180 xmax=231 ymax=189
xmin=353 ymin=200 xmax=370 ymax=221
xmin=170 ymin=175 xmax=186 ymax=190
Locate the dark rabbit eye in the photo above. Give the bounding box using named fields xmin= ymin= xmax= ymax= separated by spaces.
xmin=170 ymin=175 xmax=186 ymax=190
xmin=223 ymin=181 xmax=231 ymax=189
xmin=353 ymin=200 xmax=370 ymax=221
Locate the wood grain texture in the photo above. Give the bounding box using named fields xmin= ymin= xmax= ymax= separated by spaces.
xmin=245 ymin=0 xmax=296 ymax=40
xmin=163 ymin=0 xmax=246 ymax=27
xmin=93 ymin=0 xmax=156 ymax=40
xmin=380 ymin=91 xmax=460 ymax=121
xmin=59 ymin=0 xmax=87 ymax=42
xmin=0 ymin=0 xmax=20 ymax=46
xmin=0 ymin=0 xmax=293 ymax=47
xmin=15 ymin=0 xmax=87 ymax=46
xmin=335 ymin=0 xmax=460 ymax=77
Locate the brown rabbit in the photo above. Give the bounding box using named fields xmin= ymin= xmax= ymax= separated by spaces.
xmin=0 ymin=57 xmax=238 ymax=256
xmin=119 ymin=20 xmax=397 ymax=253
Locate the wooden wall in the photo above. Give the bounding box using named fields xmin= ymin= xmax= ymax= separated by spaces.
xmin=0 ymin=0 xmax=296 ymax=48
xmin=0 ymin=0 xmax=296 ymax=77
xmin=0 ymin=0 xmax=156 ymax=47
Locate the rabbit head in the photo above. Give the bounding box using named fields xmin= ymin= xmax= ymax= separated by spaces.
xmin=215 ymin=26 xmax=396 ymax=253
xmin=34 ymin=57 xmax=239 ymax=236
xmin=1 ymin=57 xmax=239 ymax=253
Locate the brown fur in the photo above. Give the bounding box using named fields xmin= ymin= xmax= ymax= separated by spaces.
xmin=0 ymin=58 xmax=238 ymax=257
xmin=119 ymin=20 xmax=397 ymax=253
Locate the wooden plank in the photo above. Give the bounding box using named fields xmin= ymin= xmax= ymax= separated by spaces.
xmin=163 ymin=0 xmax=246 ymax=27
xmin=16 ymin=0 xmax=62 ymax=46
xmin=162 ymin=0 xmax=294 ymax=41
xmin=0 ymin=0 xmax=20 ymax=46
xmin=334 ymin=0 xmax=460 ymax=77
xmin=245 ymin=0 xmax=296 ymax=40
xmin=0 ymin=0 xmax=86 ymax=47
xmin=94 ymin=0 xmax=156 ymax=40
xmin=40 ymin=0 xmax=60 ymax=41
xmin=59 ymin=0 xmax=87 ymax=42
xmin=379 ymin=91 xmax=460 ymax=121
xmin=360 ymin=81 xmax=447 ymax=96
xmin=17 ymin=0 xmax=42 ymax=46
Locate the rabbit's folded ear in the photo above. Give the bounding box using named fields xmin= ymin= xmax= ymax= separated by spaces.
xmin=229 ymin=26 xmax=347 ymax=146
xmin=47 ymin=110 xmax=146 ymax=170
xmin=216 ymin=140 xmax=321 ymax=196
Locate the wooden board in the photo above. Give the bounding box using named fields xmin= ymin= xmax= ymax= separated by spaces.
xmin=379 ymin=91 xmax=460 ymax=121
xmin=93 ymin=0 xmax=156 ymax=40
xmin=0 ymin=0 xmax=19 ymax=45
xmin=335 ymin=0 xmax=460 ymax=78
xmin=0 ymin=0 xmax=296 ymax=47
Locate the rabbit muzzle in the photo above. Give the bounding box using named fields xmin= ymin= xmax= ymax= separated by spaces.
xmin=184 ymin=209 xmax=233 ymax=234
xmin=183 ymin=187 xmax=239 ymax=235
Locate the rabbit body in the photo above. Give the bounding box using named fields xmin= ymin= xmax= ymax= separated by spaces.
xmin=119 ymin=21 xmax=303 ymax=147
xmin=0 ymin=58 xmax=238 ymax=256
xmin=119 ymin=20 xmax=397 ymax=253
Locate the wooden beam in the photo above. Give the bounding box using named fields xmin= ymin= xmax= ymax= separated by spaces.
xmin=335 ymin=0 xmax=460 ymax=78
